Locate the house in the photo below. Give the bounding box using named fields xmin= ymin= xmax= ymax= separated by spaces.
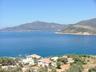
xmin=27 ymin=54 xmax=41 ymax=59
xmin=63 ymin=56 xmax=68 ymax=58
xmin=67 ymin=58 xmax=74 ymax=63
xmin=21 ymin=54 xmax=41 ymax=65
xmin=21 ymin=57 xmax=35 ymax=65
xmin=51 ymin=57 xmax=59 ymax=61
xmin=38 ymin=58 xmax=52 ymax=67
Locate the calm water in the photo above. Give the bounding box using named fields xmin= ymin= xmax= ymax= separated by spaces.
xmin=0 ymin=32 xmax=96 ymax=57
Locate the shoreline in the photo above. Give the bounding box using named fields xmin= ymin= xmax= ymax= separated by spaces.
xmin=0 ymin=31 xmax=96 ymax=36
xmin=0 ymin=54 xmax=96 ymax=58
xmin=54 ymin=32 xmax=96 ymax=36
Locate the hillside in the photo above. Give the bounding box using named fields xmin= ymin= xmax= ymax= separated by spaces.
xmin=0 ymin=54 xmax=96 ymax=72
xmin=61 ymin=18 xmax=96 ymax=35
xmin=0 ymin=18 xmax=96 ymax=35
xmin=0 ymin=21 xmax=65 ymax=32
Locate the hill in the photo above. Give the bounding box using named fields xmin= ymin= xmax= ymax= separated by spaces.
xmin=0 ymin=18 xmax=96 ymax=35
xmin=60 ymin=18 xmax=96 ymax=35
xmin=0 ymin=21 xmax=65 ymax=32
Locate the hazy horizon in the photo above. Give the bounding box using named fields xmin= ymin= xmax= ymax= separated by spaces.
xmin=0 ymin=0 xmax=96 ymax=28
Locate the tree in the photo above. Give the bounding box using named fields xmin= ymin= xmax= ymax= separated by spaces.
xmin=56 ymin=61 xmax=61 ymax=69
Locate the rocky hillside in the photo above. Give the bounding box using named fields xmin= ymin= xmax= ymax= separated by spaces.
xmin=61 ymin=18 xmax=96 ymax=35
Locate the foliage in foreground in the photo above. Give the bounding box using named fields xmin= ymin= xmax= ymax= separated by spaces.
xmin=0 ymin=57 xmax=16 ymax=66
xmin=66 ymin=63 xmax=83 ymax=72
xmin=88 ymin=67 xmax=96 ymax=72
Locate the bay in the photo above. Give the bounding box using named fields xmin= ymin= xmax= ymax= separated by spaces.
xmin=0 ymin=32 xmax=96 ymax=57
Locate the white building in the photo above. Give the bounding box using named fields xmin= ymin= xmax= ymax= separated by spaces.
xmin=21 ymin=57 xmax=35 ymax=65
xmin=51 ymin=57 xmax=59 ymax=61
xmin=27 ymin=54 xmax=41 ymax=59
xmin=67 ymin=58 xmax=74 ymax=63
xmin=38 ymin=58 xmax=52 ymax=67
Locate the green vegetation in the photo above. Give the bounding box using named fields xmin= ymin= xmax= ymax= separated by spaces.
xmin=38 ymin=66 xmax=48 ymax=72
xmin=66 ymin=55 xmax=89 ymax=72
xmin=56 ymin=61 xmax=61 ymax=69
xmin=0 ymin=55 xmax=96 ymax=72
xmin=67 ymin=63 xmax=83 ymax=72
xmin=0 ymin=57 xmax=16 ymax=66
xmin=88 ymin=67 xmax=96 ymax=72
xmin=0 ymin=66 xmax=22 ymax=72
xmin=51 ymin=67 xmax=57 ymax=72
xmin=68 ymin=55 xmax=87 ymax=65
xmin=57 ymin=57 xmax=68 ymax=64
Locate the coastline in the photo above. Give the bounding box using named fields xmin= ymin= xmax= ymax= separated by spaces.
xmin=54 ymin=32 xmax=96 ymax=36
xmin=0 ymin=31 xmax=96 ymax=36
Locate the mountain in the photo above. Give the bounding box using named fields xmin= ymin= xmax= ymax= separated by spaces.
xmin=0 ymin=21 xmax=65 ymax=32
xmin=60 ymin=18 xmax=96 ymax=35
xmin=0 ymin=18 xmax=96 ymax=35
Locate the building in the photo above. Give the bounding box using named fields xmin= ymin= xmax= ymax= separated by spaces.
xmin=21 ymin=57 xmax=35 ymax=65
xmin=27 ymin=54 xmax=41 ymax=59
xmin=38 ymin=58 xmax=52 ymax=67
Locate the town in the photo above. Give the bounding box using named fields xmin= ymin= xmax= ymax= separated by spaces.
xmin=0 ymin=54 xmax=96 ymax=72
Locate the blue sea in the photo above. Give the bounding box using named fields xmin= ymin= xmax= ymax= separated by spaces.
xmin=0 ymin=32 xmax=96 ymax=57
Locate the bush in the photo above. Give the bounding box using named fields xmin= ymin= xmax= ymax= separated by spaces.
xmin=0 ymin=67 xmax=22 ymax=72
xmin=88 ymin=67 xmax=96 ymax=72
xmin=66 ymin=63 xmax=83 ymax=72
xmin=73 ymin=56 xmax=87 ymax=65
xmin=57 ymin=57 xmax=68 ymax=64
xmin=0 ymin=57 xmax=16 ymax=66
xmin=38 ymin=66 xmax=48 ymax=72
xmin=56 ymin=61 xmax=61 ymax=69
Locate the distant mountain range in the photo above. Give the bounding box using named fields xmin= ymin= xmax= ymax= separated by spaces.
xmin=0 ymin=18 xmax=96 ymax=35
xmin=0 ymin=21 xmax=66 ymax=32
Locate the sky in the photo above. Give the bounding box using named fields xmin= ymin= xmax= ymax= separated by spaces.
xmin=0 ymin=0 xmax=96 ymax=28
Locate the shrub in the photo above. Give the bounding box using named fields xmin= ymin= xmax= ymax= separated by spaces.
xmin=66 ymin=63 xmax=83 ymax=72
xmin=88 ymin=67 xmax=96 ymax=72
xmin=0 ymin=57 xmax=16 ymax=66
